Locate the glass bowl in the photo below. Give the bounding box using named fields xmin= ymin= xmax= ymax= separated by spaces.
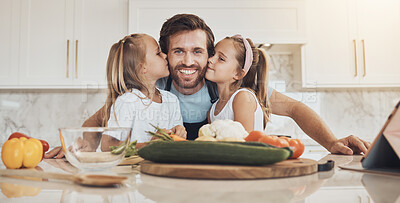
xmin=59 ymin=127 xmax=131 ymax=171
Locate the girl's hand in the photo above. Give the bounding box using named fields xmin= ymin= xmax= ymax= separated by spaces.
xmin=167 ymin=125 xmax=187 ymax=139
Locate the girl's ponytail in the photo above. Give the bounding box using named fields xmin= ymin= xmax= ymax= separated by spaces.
xmin=253 ymin=48 xmax=271 ymax=128
xmin=231 ymin=36 xmax=271 ymax=128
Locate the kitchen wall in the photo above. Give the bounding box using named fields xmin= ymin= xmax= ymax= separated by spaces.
xmin=0 ymin=45 xmax=399 ymax=147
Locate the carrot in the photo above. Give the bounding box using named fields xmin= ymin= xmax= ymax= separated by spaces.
xmin=170 ymin=134 xmax=187 ymax=141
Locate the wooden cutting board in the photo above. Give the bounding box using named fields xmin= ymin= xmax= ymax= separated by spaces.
xmin=140 ymin=158 xmax=318 ymax=179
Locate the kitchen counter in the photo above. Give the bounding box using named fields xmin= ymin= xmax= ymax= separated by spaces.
xmin=0 ymin=153 xmax=399 ymax=203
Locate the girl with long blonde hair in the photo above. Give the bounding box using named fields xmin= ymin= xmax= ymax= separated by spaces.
xmin=101 ymin=34 xmax=186 ymax=150
xmin=206 ymin=35 xmax=271 ymax=132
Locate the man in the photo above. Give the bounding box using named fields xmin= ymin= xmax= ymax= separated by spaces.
xmin=45 ymin=14 xmax=370 ymax=158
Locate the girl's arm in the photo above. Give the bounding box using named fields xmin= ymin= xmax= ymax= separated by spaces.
xmin=100 ymin=134 xmax=124 ymax=152
xmin=232 ymin=91 xmax=257 ymax=132
xmin=168 ymin=95 xmax=186 ymax=138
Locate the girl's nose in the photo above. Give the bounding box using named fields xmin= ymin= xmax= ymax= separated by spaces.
xmin=208 ymin=57 xmax=214 ymax=66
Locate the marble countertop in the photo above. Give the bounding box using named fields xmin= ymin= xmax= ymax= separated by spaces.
xmin=0 ymin=153 xmax=399 ymax=203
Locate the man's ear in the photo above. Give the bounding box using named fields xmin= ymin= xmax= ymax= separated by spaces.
xmin=233 ymin=69 xmax=246 ymax=80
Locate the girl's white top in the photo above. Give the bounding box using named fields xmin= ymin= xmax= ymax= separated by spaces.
xmin=209 ymin=88 xmax=264 ymax=131
xmin=107 ymin=88 xmax=183 ymax=143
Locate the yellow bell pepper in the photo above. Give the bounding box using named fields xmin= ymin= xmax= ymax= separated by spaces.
xmin=1 ymin=137 xmax=43 ymax=169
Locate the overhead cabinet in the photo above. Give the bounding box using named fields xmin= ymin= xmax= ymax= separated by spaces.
xmin=303 ymin=0 xmax=400 ymax=88
xmin=130 ymin=0 xmax=306 ymax=44
xmin=16 ymin=0 xmax=128 ymax=88
xmin=0 ymin=0 xmax=20 ymax=86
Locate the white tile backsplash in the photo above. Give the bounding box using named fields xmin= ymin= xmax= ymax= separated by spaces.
xmin=264 ymin=45 xmax=400 ymax=144
xmin=0 ymin=89 xmax=107 ymax=146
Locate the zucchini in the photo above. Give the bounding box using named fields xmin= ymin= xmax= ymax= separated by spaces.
xmin=138 ymin=141 xmax=292 ymax=165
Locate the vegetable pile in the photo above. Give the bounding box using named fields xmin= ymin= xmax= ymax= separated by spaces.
xmin=245 ymin=131 xmax=305 ymax=159
xmin=138 ymin=123 xmax=293 ymax=165
xmin=110 ymin=140 xmax=138 ymax=157
xmin=1 ymin=132 xmax=49 ymax=169
xmin=146 ymin=124 xmax=187 ymax=141
xmin=197 ymin=119 xmax=248 ymax=141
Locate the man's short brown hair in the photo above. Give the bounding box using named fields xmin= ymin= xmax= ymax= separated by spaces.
xmin=159 ymin=14 xmax=215 ymax=57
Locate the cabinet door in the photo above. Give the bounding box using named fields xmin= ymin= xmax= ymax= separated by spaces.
xmin=130 ymin=0 xmax=306 ymax=44
xmin=357 ymin=0 xmax=400 ymax=86
xmin=302 ymin=0 xmax=358 ymax=88
xmin=19 ymin=0 xmax=74 ymax=86
xmin=0 ymin=0 xmax=20 ymax=86
xmin=73 ymin=0 xmax=128 ymax=88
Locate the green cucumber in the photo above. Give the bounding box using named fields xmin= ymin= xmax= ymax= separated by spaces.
xmin=138 ymin=141 xmax=292 ymax=165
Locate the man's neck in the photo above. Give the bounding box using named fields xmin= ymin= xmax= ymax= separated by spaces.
xmin=172 ymin=80 xmax=205 ymax=95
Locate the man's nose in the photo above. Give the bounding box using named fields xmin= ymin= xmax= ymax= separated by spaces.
xmin=183 ymin=53 xmax=194 ymax=66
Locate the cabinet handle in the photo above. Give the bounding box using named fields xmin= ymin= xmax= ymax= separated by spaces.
xmin=362 ymin=39 xmax=366 ymax=77
xmin=353 ymin=39 xmax=358 ymax=77
xmin=75 ymin=40 xmax=78 ymax=78
xmin=66 ymin=40 xmax=70 ymax=78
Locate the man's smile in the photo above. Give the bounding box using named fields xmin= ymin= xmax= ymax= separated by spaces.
xmin=179 ymin=69 xmax=197 ymax=75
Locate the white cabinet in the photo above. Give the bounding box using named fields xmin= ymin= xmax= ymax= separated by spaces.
xmin=302 ymin=0 xmax=400 ymax=88
xmin=74 ymin=0 xmax=129 ymax=88
xmin=17 ymin=0 xmax=128 ymax=88
xmin=130 ymin=0 xmax=306 ymax=44
xmin=0 ymin=0 xmax=20 ymax=86
xmin=19 ymin=0 xmax=74 ymax=86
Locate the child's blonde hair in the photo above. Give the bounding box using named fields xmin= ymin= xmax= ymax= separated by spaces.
xmin=102 ymin=34 xmax=149 ymax=127
xmin=227 ymin=37 xmax=271 ymax=127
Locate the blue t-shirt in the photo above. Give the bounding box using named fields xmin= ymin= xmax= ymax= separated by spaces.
xmin=157 ymin=77 xmax=274 ymax=123
xmin=169 ymin=83 xmax=212 ymax=123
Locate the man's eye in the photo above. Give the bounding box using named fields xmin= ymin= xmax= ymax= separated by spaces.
xmin=194 ymin=50 xmax=202 ymax=54
xmin=219 ymin=57 xmax=225 ymax=61
xmin=174 ymin=50 xmax=183 ymax=54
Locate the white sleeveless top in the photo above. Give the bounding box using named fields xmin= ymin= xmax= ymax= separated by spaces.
xmin=209 ymin=88 xmax=264 ymax=131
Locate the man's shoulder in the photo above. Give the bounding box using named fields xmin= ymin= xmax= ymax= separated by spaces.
xmin=160 ymin=89 xmax=179 ymax=101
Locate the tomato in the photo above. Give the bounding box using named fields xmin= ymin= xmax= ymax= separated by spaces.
xmin=258 ymin=135 xmax=275 ymax=146
xmin=8 ymin=132 xmax=29 ymax=140
xmin=288 ymin=139 xmax=305 ymax=159
xmin=39 ymin=140 xmax=49 ymax=152
xmin=245 ymin=131 xmax=266 ymax=142
xmin=276 ymin=138 xmax=290 ymax=148
xmin=257 ymin=135 xmax=287 ymax=147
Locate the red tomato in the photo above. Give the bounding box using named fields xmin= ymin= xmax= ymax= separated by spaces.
xmin=245 ymin=131 xmax=266 ymax=142
xmin=258 ymin=136 xmax=290 ymax=148
xmin=258 ymin=135 xmax=276 ymax=146
xmin=276 ymin=138 xmax=290 ymax=148
xmin=8 ymin=132 xmax=29 ymax=140
xmin=288 ymin=139 xmax=305 ymax=159
xmin=40 ymin=140 xmax=50 ymax=152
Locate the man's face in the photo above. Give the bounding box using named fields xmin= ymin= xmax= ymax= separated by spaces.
xmin=167 ymin=29 xmax=209 ymax=89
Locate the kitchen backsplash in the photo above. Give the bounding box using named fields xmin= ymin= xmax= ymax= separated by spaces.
xmin=0 ymin=45 xmax=399 ymax=147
